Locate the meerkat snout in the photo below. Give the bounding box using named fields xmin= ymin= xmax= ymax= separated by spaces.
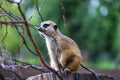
xmin=38 ymin=27 xmax=46 ymax=33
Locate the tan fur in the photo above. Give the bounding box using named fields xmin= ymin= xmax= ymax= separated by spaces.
xmin=38 ymin=20 xmax=82 ymax=71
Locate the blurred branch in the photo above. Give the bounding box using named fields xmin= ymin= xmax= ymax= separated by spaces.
xmin=0 ymin=63 xmax=22 ymax=80
xmin=36 ymin=0 xmax=45 ymax=21
xmin=0 ymin=4 xmax=37 ymax=56
xmin=13 ymin=59 xmax=50 ymax=72
xmin=0 ymin=14 xmax=37 ymax=56
xmin=43 ymin=33 xmax=63 ymax=74
xmin=0 ymin=20 xmax=25 ymax=25
xmin=0 ymin=5 xmax=39 ymax=28
xmin=14 ymin=25 xmax=37 ymax=56
xmin=60 ymin=2 xmax=66 ymax=27
xmin=1 ymin=26 xmax=8 ymax=45
xmin=0 ymin=5 xmax=21 ymax=20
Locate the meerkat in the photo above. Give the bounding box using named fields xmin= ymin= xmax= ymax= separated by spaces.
xmin=37 ymin=20 xmax=100 ymax=80
xmin=37 ymin=20 xmax=82 ymax=71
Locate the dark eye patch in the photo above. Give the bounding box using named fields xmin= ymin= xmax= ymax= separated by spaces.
xmin=43 ymin=24 xmax=49 ymax=28
xmin=54 ymin=25 xmax=57 ymax=31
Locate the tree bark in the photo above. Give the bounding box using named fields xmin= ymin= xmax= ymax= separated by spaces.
xmin=26 ymin=72 xmax=115 ymax=80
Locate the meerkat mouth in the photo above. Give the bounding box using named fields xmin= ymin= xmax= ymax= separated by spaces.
xmin=38 ymin=28 xmax=51 ymax=38
xmin=40 ymin=34 xmax=45 ymax=39
xmin=37 ymin=28 xmax=45 ymax=39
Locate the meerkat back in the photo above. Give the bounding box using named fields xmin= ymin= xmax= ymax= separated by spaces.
xmin=57 ymin=35 xmax=82 ymax=71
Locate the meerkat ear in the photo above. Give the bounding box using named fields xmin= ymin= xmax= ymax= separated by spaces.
xmin=54 ymin=25 xmax=58 ymax=31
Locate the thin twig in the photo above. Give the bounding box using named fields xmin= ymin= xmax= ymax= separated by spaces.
xmin=0 ymin=20 xmax=25 ymax=25
xmin=0 ymin=6 xmax=39 ymax=28
xmin=13 ymin=59 xmax=50 ymax=72
xmin=15 ymin=26 xmax=37 ymax=56
xmin=60 ymin=2 xmax=66 ymax=27
xmin=1 ymin=26 xmax=8 ymax=45
xmin=36 ymin=0 xmax=46 ymax=21
xmin=0 ymin=5 xmax=37 ymax=56
xmin=36 ymin=29 xmax=64 ymax=79
xmin=0 ymin=6 xmax=21 ymax=20
xmin=46 ymin=34 xmax=63 ymax=73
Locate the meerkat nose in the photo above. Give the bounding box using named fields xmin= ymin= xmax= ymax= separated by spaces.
xmin=38 ymin=27 xmax=46 ymax=32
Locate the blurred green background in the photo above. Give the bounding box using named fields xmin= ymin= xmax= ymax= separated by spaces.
xmin=0 ymin=0 xmax=120 ymax=69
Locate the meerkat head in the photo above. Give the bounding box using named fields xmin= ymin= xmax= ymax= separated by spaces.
xmin=38 ymin=20 xmax=58 ymax=37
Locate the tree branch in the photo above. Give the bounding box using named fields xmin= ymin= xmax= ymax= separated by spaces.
xmin=0 ymin=6 xmax=39 ymax=56
xmin=60 ymin=2 xmax=66 ymax=27
xmin=0 ymin=20 xmax=25 ymax=25
xmin=14 ymin=25 xmax=37 ymax=56
xmin=13 ymin=59 xmax=50 ymax=73
xmin=0 ymin=63 xmax=22 ymax=80
xmin=36 ymin=0 xmax=45 ymax=21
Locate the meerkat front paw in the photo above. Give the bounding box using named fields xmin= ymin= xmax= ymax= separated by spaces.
xmin=64 ymin=68 xmax=71 ymax=74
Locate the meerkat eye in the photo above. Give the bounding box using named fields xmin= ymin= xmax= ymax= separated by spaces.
xmin=43 ymin=24 xmax=49 ymax=28
xmin=54 ymin=25 xmax=58 ymax=31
